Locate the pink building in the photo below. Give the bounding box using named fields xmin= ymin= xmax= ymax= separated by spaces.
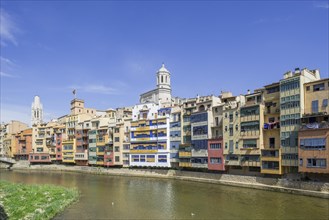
xmin=208 ymin=137 xmax=225 ymax=171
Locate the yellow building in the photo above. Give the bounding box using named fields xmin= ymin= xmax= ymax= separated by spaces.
xmin=261 ymin=82 xmax=283 ymax=175
xmin=239 ymin=90 xmax=264 ymax=173
xmin=0 ymin=120 xmax=28 ymax=158
xmin=222 ymin=93 xmax=245 ymax=174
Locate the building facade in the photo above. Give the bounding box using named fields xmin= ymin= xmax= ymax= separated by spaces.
xmin=298 ymin=78 xmax=329 ymax=175
xmin=129 ymin=103 xmax=171 ymax=167
xmin=280 ymin=68 xmax=320 ymax=173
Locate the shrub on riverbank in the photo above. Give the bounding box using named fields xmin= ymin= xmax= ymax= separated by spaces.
xmin=0 ymin=181 xmax=79 ymax=220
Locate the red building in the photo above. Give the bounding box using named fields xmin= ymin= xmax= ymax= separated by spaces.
xmin=207 ymin=137 xmax=225 ymax=171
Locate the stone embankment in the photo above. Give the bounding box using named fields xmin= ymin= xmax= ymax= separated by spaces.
xmin=4 ymin=161 xmax=329 ymax=199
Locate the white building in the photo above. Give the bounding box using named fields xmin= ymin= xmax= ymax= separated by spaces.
xmin=129 ymin=103 xmax=172 ymax=167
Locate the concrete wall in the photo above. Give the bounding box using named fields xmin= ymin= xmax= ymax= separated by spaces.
xmin=6 ymin=163 xmax=329 ymax=198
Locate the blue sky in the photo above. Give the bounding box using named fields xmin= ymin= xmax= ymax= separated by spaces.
xmin=1 ymin=1 xmax=328 ymax=125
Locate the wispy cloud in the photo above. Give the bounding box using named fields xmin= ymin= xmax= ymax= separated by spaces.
xmin=69 ymin=84 xmax=120 ymax=95
xmin=0 ymin=56 xmax=14 ymax=66
xmin=0 ymin=103 xmax=30 ymax=125
xmin=0 ymin=71 xmax=16 ymax=78
xmin=249 ymin=16 xmax=291 ymax=26
xmin=0 ymin=102 xmax=61 ymax=125
xmin=314 ymin=1 xmax=329 ymax=9
xmin=0 ymin=9 xmax=19 ymax=46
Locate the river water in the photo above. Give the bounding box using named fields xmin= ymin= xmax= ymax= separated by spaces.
xmin=1 ymin=170 xmax=328 ymax=219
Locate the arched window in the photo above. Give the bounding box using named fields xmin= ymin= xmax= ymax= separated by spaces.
xmin=161 ymin=75 xmax=163 ymax=83
xmin=199 ymin=105 xmax=205 ymax=111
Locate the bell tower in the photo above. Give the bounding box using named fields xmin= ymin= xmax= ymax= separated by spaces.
xmin=156 ymin=63 xmax=171 ymax=90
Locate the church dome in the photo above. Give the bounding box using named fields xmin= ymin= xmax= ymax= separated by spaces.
xmin=158 ymin=63 xmax=170 ymax=74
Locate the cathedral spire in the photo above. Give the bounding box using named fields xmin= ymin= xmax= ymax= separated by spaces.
xmin=31 ymin=95 xmax=43 ymax=126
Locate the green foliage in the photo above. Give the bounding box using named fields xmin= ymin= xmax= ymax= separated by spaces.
xmin=0 ymin=181 xmax=79 ymax=220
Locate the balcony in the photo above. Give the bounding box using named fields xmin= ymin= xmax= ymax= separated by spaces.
xmin=225 ymin=160 xmax=241 ymax=166
xmin=75 ymin=151 xmax=88 ymax=160
xmin=179 ymin=162 xmax=192 ymax=167
xmin=261 ymin=168 xmax=282 ymax=175
xmin=170 ymin=136 xmax=181 ymax=142
xmin=300 ymin=121 xmax=329 ymax=130
xmin=191 ymin=163 xmax=208 ymax=169
xmin=261 ymin=156 xmax=280 ymax=162
xmin=240 ymin=115 xmax=260 ymax=122
xmin=96 ymin=161 xmax=104 ymax=165
xmin=282 ymin=159 xmax=298 ymax=167
xmin=18 ymin=137 xmax=26 ymax=141
xmin=263 ymin=122 xmax=280 ymax=130
xmin=179 ymin=152 xmax=192 ymax=158
xmin=240 ymin=130 xmax=260 ymax=138
xmin=130 ymin=150 xmax=157 ymax=154
xmin=96 ymin=151 xmax=105 ymax=156
xmin=241 ymin=161 xmax=260 ymax=167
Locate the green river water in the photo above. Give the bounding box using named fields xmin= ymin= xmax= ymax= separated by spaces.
xmin=1 ymin=170 xmax=328 ymax=219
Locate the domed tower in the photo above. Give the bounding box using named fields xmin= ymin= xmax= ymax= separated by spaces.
xmin=157 ymin=63 xmax=171 ymax=90
xmin=31 ymin=96 xmax=43 ymax=125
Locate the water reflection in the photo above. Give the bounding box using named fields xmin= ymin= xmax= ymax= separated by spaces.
xmin=1 ymin=170 xmax=328 ymax=219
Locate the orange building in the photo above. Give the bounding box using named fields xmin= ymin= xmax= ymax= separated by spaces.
xmin=298 ymin=78 xmax=329 ymax=175
xmin=14 ymin=128 xmax=33 ymax=160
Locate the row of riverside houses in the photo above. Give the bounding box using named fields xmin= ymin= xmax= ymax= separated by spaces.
xmin=1 ymin=64 xmax=328 ymax=179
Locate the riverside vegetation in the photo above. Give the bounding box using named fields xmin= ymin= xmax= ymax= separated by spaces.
xmin=0 ymin=181 xmax=79 ymax=220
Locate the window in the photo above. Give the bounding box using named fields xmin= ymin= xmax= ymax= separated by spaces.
xmin=35 ymin=156 xmax=39 ymax=160
xmin=210 ymin=157 xmax=222 ymax=164
xmin=269 ymin=138 xmax=275 ymax=148
xmin=243 ymin=139 xmax=257 ymax=148
xmin=312 ymin=100 xmax=319 ymax=113
xmin=41 ymin=156 xmax=48 ymax=160
xmin=114 ymin=128 xmax=119 ymax=133
xmin=158 ymin=155 xmax=167 ymax=163
xmin=36 ymin=147 xmax=43 ymax=152
xmin=210 ymin=143 xmax=221 ymax=149
xmin=229 ymin=113 xmax=233 ymax=122
xmin=132 ymin=155 xmax=139 ymax=162
xmin=225 ymin=126 xmax=228 ymax=132
xmin=241 ymin=121 xmax=259 ymax=131
xmin=215 ymin=117 xmax=219 ymax=126
xmin=306 ymin=86 xmax=310 ymax=91
xmin=313 ymin=83 xmax=325 ymax=91
xmin=229 ymin=140 xmax=234 ymax=152
xmin=215 ymin=108 xmax=218 ymax=113
xmin=235 ymin=142 xmax=238 ymax=149
xmin=229 ymin=126 xmax=234 ymax=136
xmin=225 ymin=113 xmax=228 ymax=118
xmin=115 ymin=137 xmax=120 ymax=142
xmin=307 ymin=159 xmax=326 ymax=168
xmin=240 ymin=106 xmax=259 ymax=116
xmin=115 ymin=156 xmax=120 ymax=162
xmin=300 ymin=138 xmax=326 ymax=150
xmin=323 ymin=99 xmax=328 ymax=107
xmin=299 ymin=158 xmax=303 ymax=166
xmin=115 ymin=146 xmax=120 ymax=152
xmin=225 ymin=142 xmax=228 ymax=149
